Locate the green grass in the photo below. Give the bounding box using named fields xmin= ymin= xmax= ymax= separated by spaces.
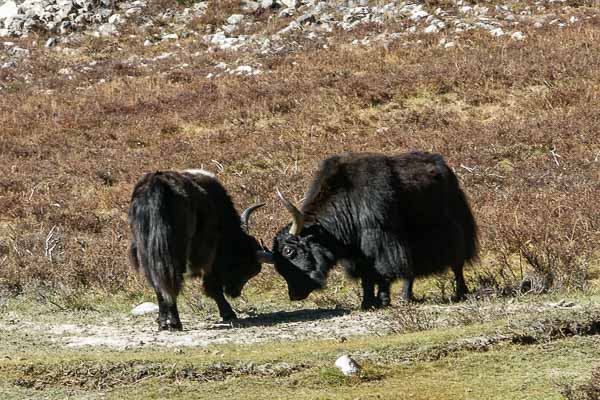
xmin=1 ymin=290 xmax=599 ymax=399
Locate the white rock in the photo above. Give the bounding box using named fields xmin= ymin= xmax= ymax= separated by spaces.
xmin=241 ymin=0 xmax=259 ymax=12
xmin=0 ymin=1 xmax=18 ymax=21
xmin=131 ymin=302 xmax=159 ymax=316
xmin=143 ymin=39 xmax=152 ymax=46
xmin=7 ymin=46 xmax=29 ymax=57
xmin=335 ymin=355 xmax=361 ymax=376
xmin=489 ymin=27 xmax=504 ymax=37
xmin=108 ymin=14 xmax=125 ymax=25
xmin=261 ymin=0 xmax=273 ymax=8
xmin=162 ymin=33 xmax=178 ymax=40
xmin=227 ymin=14 xmax=244 ymax=25
xmin=97 ymin=23 xmax=118 ymax=36
xmin=533 ymin=21 xmax=543 ymax=29
xmin=511 ymin=31 xmax=525 ymax=41
xmin=45 ymin=37 xmax=57 ymax=48
xmin=424 ymin=24 xmax=439 ymax=34
xmin=444 ymin=41 xmax=455 ymax=49
xmin=280 ymin=0 xmax=297 ymax=9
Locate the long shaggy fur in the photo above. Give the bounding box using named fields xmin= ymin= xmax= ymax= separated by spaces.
xmin=272 ymin=151 xmax=479 ymax=305
xmin=128 ymin=171 xmax=262 ymax=330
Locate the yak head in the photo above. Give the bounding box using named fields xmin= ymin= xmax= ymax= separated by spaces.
xmin=223 ymin=203 xmax=275 ymax=298
xmin=272 ymin=190 xmax=335 ymax=301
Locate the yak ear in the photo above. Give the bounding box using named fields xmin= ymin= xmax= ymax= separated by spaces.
xmin=256 ymin=250 xmax=275 ymax=265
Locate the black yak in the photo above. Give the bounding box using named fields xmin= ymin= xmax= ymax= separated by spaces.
xmin=271 ymin=152 xmax=478 ymax=309
xmin=128 ymin=169 xmax=273 ymax=331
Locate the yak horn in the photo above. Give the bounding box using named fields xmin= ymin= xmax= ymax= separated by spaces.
xmin=241 ymin=203 xmax=265 ymax=231
xmin=276 ymin=188 xmax=304 ymax=236
xmin=256 ymin=250 xmax=275 ymax=265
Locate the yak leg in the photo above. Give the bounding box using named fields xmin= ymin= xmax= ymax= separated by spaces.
xmin=156 ymin=291 xmax=183 ymax=331
xmin=360 ymin=271 xmax=381 ymax=310
xmin=376 ymin=279 xmax=391 ymax=308
xmin=451 ymin=263 xmax=469 ymax=301
xmin=400 ymin=277 xmax=415 ymax=302
xmin=203 ymin=277 xmax=236 ymax=321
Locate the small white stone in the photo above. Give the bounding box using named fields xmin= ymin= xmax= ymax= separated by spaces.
xmin=335 ymin=355 xmax=361 ymax=376
xmin=227 ymin=14 xmax=244 ymax=25
xmin=281 ymin=0 xmax=297 ymax=9
xmin=511 ymin=31 xmax=525 ymax=41
xmin=424 ymin=24 xmax=439 ymax=34
xmin=162 ymin=33 xmax=178 ymax=40
xmin=444 ymin=41 xmax=455 ymax=49
xmin=143 ymin=39 xmax=152 ymax=46
xmin=489 ymin=27 xmax=504 ymax=37
xmin=131 ymin=302 xmax=159 ymax=316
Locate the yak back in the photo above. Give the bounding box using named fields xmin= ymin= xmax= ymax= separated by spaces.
xmin=301 ymin=152 xmax=478 ymax=277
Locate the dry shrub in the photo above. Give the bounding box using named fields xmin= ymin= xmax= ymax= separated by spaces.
xmin=1 ymin=18 xmax=599 ymax=299
xmin=389 ymin=302 xmax=439 ymax=333
xmin=560 ymin=365 xmax=600 ymax=400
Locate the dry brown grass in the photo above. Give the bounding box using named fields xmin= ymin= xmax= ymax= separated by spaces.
xmin=0 ymin=11 xmax=599 ymax=297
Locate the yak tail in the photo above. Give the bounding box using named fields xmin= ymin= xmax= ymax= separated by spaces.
xmin=130 ymin=174 xmax=184 ymax=304
xmin=457 ymin=187 xmax=479 ymax=263
xmin=449 ymin=170 xmax=479 ymax=264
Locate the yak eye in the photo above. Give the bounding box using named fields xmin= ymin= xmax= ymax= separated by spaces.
xmin=282 ymin=246 xmax=296 ymax=258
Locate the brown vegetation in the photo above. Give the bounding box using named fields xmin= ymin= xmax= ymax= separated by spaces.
xmin=0 ymin=9 xmax=599 ymax=298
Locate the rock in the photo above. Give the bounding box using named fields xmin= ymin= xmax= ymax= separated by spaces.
xmin=280 ymin=0 xmax=297 ymax=9
xmin=335 ymin=355 xmax=360 ymax=376
xmin=241 ymin=0 xmax=259 ymax=13
xmin=96 ymin=22 xmax=117 ymax=36
xmin=260 ymin=0 xmax=274 ymax=9
xmin=296 ymin=12 xmax=315 ymax=25
xmin=489 ymin=27 xmax=504 ymax=37
xmin=45 ymin=37 xmax=57 ymax=47
xmin=227 ymin=14 xmax=244 ymax=25
xmin=511 ymin=31 xmax=525 ymax=41
xmin=424 ymin=24 xmax=439 ymax=34
xmin=143 ymin=39 xmax=152 ymax=46
xmin=131 ymin=302 xmax=159 ymax=316
xmin=550 ymin=299 xmax=576 ymax=308
xmin=7 ymin=46 xmax=29 ymax=57
xmin=162 ymin=33 xmax=178 ymax=40
xmin=108 ymin=14 xmax=125 ymax=25
xmin=533 ymin=21 xmax=543 ymax=29
xmin=0 ymin=1 xmax=18 ymax=21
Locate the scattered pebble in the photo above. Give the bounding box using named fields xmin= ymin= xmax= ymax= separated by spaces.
xmin=131 ymin=302 xmax=159 ymax=316
xmin=335 ymin=355 xmax=361 ymax=376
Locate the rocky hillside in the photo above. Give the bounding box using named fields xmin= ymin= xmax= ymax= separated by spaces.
xmin=0 ymin=0 xmax=597 ymax=71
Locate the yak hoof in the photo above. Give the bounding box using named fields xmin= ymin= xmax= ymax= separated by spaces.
xmin=158 ymin=319 xmax=183 ymax=332
xmin=361 ymin=298 xmax=383 ymax=311
xmin=221 ymin=313 xmax=238 ymax=322
xmin=451 ymin=293 xmax=469 ymax=303
xmin=399 ymin=295 xmax=420 ymax=304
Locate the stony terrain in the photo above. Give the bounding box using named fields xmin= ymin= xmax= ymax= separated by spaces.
xmin=1 ymin=0 xmax=598 ymax=75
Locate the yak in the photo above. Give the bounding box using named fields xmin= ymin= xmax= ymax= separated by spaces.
xmin=271 ymin=152 xmax=479 ymax=309
xmin=128 ymin=169 xmax=273 ymax=331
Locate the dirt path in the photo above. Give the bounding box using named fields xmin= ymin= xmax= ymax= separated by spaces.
xmin=2 ymin=299 xmax=592 ymax=351
xmin=2 ymin=307 xmax=400 ymax=350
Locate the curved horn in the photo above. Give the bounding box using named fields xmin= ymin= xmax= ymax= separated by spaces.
xmin=240 ymin=203 xmax=265 ymax=231
xmin=256 ymin=250 xmax=275 ymax=265
xmin=276 ymin=188 xmax=304 ymax=236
